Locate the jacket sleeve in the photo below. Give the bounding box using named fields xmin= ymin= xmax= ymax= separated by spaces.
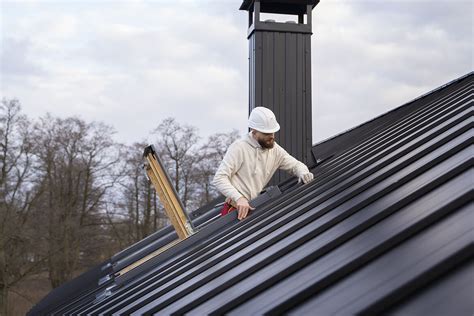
xmin=212 ymin=142 xmax=245 ymax=203
xmin=277 ymin=145 xmax=310 ymax=177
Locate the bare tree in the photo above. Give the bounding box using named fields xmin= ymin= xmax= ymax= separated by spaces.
xmin=201 ymin=129 xmax=240 ymax=161
xmin=180 ymin=152 xmax=201 ymax=210
xmin=152 ymin=118 xmax=200 ymax=209
xmin=114 ymin=142 xmax=168 ymax=244
xmin=32 ymin=114 xmax=122 ymax=288
xmin=0 ymin=99 xmax=42 ymax=315
xmin=0 ymin=105 xmax=241 ymax=312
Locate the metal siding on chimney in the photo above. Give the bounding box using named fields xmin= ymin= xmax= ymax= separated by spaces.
xmin=252 ymin=33 xmax=256 ymax=110
xmin=280 ymin=30 xmax=287 ymax=181
xmin=274 ymin=31 xmax=283 ymax=135
xmin=261 ymin=33 xmax=268 ymax=108
xmin=275 ymin=31 xmax=285 ymax=183
xmin=296 ymin=34 xmax=305 ymax=162
xmin=257 ymin=32 xmax=263 ymax=109
xmin=285 ymin=33 xmax=299 ymax=163
xmin=262 ymin=32 xmax=273 ymax=108
xmin=294 ymin=33 xmax=300 ymax=161
xmin=304 ymin=34 xmax=313 ymax=165
xmin=249 ymin=35 xmax=254 ymax=111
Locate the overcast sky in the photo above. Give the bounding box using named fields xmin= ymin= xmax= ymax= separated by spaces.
xmin=1 ymin=0 xmax=472 ymax=146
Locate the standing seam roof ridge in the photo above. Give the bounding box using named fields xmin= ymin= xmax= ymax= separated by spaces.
xmin=312 ymin=73 xmax=473 ymax=148
xmin=313 ymin=81 xmax=472 ymax=166
xmin=313 ymin=98 xmax=470 ymax=196
xmin=314 ymin=105 xmax=470 ymax=198
xmin=317 ymin=102 xmax=470 ymax=185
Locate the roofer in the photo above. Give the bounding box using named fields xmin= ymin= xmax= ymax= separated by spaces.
xmin=212 ymin=106 xmax=314 ymax=220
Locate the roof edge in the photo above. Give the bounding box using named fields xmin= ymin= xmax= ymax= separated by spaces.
xmin=311 ymin=72 xmax=473 ymax=160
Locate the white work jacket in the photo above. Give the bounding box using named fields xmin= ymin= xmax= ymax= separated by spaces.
xmin=212 ymin=132 xmax=310 ymax=205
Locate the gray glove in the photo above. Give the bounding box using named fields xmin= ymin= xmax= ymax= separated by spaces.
xmin=298 ymin=172 xmax=314 ymax=184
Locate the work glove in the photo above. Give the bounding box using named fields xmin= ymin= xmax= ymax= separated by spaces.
xmin=298 ymin=172 xmax=314 ymax=184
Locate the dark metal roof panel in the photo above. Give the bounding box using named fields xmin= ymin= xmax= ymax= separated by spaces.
xmin=30 ymin=72 xmax=474 ymax=315
xmin=386 ymin=259 xmax=474 ymax=316
xmin=26 ymin=260 xmax=112 ymax=316
xmin=112 ymin=196 xmax=224 ymax=265
xmin=227 ymin=175 xmax=472 ymax=315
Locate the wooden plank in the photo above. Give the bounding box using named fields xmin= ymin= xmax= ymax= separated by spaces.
xmin=147 ymin=156 xmax=188 ymax=228
xmin=145 ymin=164 xmax=187 ymax=240
xmin=143 ymin=147 xmax=194 ymax=240
xmin=115 ymin=239 xmax=181 ymax=277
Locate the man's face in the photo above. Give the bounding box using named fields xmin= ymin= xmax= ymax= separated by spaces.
xmin=254 ymin=130 xmax=275 ymax=149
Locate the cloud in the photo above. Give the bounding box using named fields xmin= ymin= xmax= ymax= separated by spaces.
xmin=1 ymin=1 xmax=249 ymax=143
xmin=311 ymin=0 xmax=473 ymax=142
xmin=1 ymin=0 xmax=472 ymax=147
xmin=1 ymin=37 xmax=45 ymax=77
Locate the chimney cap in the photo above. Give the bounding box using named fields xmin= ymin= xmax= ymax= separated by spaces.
xmin=240 ymin=0 xmax=319 ymax=15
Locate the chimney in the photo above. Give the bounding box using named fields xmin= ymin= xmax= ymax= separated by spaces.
xmin=240 ymin=0 xmax=318 ymax=184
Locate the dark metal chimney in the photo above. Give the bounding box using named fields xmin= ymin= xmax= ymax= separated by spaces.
xmin=240 ymin=0 xmax=318 ymax=184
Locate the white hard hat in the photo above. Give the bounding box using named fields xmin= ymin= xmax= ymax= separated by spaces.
xmin=248 ymin=107 xmax=280 ymax=133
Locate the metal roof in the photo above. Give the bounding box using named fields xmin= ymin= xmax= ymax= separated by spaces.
xmin=28 ymin=72 xmax=473 ymax=315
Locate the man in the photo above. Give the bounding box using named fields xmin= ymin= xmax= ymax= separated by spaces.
xmin=213 ymin=107 xmax=314 ymax=220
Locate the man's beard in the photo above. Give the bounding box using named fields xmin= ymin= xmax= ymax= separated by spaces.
xmin=257 ymin=138 xmax=275 ymax=149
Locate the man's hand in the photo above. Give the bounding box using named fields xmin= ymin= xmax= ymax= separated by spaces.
xmin=298 ymin=172 xmax=314 ymax=184
xmin=236 ymin=197 xmax=255 ymax=220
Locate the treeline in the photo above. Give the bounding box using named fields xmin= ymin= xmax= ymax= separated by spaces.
xmin=0 ymin=99 xmax=239 ymax=314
